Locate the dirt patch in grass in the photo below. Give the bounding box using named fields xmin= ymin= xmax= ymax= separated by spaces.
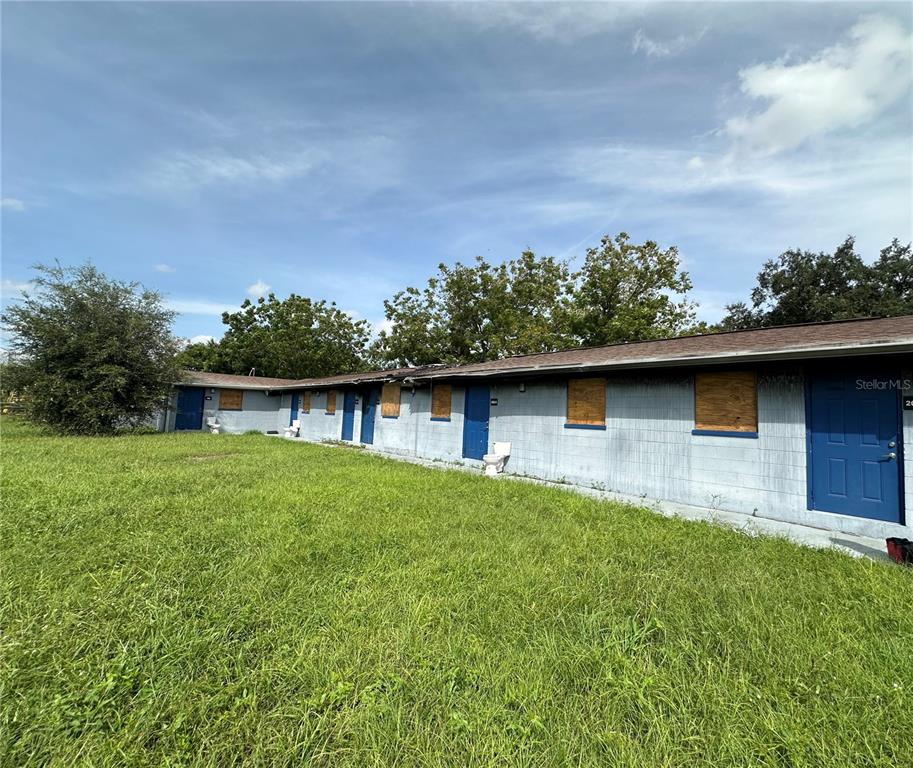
xmin=187 ymin=452 xmax=241 ymax=463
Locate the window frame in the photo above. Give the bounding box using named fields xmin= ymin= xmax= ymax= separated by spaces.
xmin=381 ymin=383 xmax=401 ymax=419
xmin=565 ymin=377 xmax=607 ymax=430
xmin=218 ymin=389 xmax=243 ymax=411
xmin=430 ymin=383 xmax=452 ymax=422
xmin=692 ymin=371 xmax=759 ymax=438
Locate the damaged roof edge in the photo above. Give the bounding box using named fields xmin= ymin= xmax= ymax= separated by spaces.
xmin=178 ymin=316 xmax=913 ymax=392
xmin=409 ymin=340 xmax=913 ymax=380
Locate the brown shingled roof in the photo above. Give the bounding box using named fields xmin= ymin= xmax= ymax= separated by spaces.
xmin=180 ymin=316 xmax=913 ymax=391
xmin=179 ymin=371 xmax=298 ymax=389
xmin=413 ymin=316 xmax=913 ymax=380
xmin=287 ymin=366 xmax=429 ymax=389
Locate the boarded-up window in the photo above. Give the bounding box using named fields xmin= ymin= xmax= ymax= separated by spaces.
xmin=566 ymin=378 xmax=605 ymax=426
xmin=381 ymin=383 xmax=401 ymax=418
xmin=219 ymin=389 xmax=243 ymax=411
xmin=694 ymin=372 xmax=757 ymax=433
xmin=326 ymin=390 xmax=336 ymax=415
xmin=431 ymin=384 xmax=452 ymax=420
xmin=301 ymin=391 xmax=311 ymax=414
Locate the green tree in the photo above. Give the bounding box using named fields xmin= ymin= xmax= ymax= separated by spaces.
xmin=175 ymin=339 xmax=221 ymax=372
xmin=372 ymin=251 xmax=572 ymax=366
xmin=720 ymin=237 xmax=912 ymax=329
xmin=1 ymin=263 xmax=180 ymax=434
xmin=213 ymin=294 xmax=371 ymax=379
xmin=374 ymin=234 xmax=696 ymax=365
xmin=870 ymin=238 xmax=913 ymax=316
xmin=568 ymin=233 xmax=695 ymax=346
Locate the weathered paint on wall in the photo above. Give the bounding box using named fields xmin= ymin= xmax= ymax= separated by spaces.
xmin=203 ymin=389 xmax=280 ymax=433
xmin=312 ymin=368 xmax=908 ymax=539
xmin=294 ymin=389 xmax=343 ymax=442
xmin=370 ymin=385 xmax=467 ymax=463
xmin=484 ymin=373 xmax=807 ymax=521
xmin=164 ymin=366 xmax=912 ymax=539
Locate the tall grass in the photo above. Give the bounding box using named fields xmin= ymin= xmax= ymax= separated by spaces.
xmin=1 ymin=419 xmax=911 ymax=766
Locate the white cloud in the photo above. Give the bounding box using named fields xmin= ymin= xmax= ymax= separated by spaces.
xmin=1 ymin=198 xmax=26 ymax=211
xmin=449 ymin=3 xmax=645 ymax=43
xmin=725 ymin=14 xmax=912 ymax=156
xmin=166 ymin=299 xmax=235 ymax=316
xmin=565 ymin=133 xmax=911 ymax=199
xmin=143 ymin=147 xmax=319 ymax=193
xmin=154 ymin=263 xmax=175 ymax=273
xmin=631 ymin=27 xmax=708 ymax=59
xmin=247 ymin=279 xmax=271 ymax=297
xmin=0 ymin=279 xmax=34 ymax=298
xmin=189 ymin=334 xmax=215 ymax=345
xmin=374 ymin=318 xmax=395 ymax=337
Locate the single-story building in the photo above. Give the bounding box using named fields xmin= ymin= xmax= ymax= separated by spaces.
xmin=164 ymin=316 xmax=913 ymax=540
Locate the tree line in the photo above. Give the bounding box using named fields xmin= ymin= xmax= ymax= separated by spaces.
xmin=2 ymin=233 xmax=910 ymax=434
xmin=180 ymin=233 xmax=913 ymax=373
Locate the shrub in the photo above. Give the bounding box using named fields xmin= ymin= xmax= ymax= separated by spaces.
xmin=2 ymin=263 xmax=180 ymax=434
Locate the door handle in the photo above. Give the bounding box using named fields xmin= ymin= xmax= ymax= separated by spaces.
xmin=882 ymin=452 xmax=897 ymax=461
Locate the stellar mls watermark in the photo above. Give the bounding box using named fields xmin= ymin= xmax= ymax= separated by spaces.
xmin=856 ymin=378 xmax=912 ymax=391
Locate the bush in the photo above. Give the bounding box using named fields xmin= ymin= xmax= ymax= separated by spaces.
xmin=1 ymin=264 xmax=180 ymax=435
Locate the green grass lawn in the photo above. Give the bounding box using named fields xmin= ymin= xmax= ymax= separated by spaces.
xmin=1 ymin=419 xmax=911 ymax=767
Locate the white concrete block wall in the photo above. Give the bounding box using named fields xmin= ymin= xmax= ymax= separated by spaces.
xmin=372 ymin=387 xmax=420 ymax=455
xmin=164 ymin=365 xmax=911 ymax=538
xmin=371 ymin=385 xmax=466 ymax=462
xmin=415 ymin=384 xmax=466 ymax=462
xmin=203 ymin=390 xmax=282 ymax=433
xmin=276 ymin=392 xmax=294 ymax=433
xmin=484 ymin=371 xmax=910 ymax=538
xmin=296 ymin=390 xmax=343 ymax=442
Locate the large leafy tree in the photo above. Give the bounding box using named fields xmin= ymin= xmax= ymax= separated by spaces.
xmin=870 ymin=238 xmax=913 ymax=317
xmin=373 ymin=233 xmax=695 ymax=366
xmin=720 ymin=237 xmax=912 ymax=329
xmin=372 ymin=251 xmax=572 ymax=366
xmin=185 ymin=294 xmax=371 ymax=379
xmin=568 ymin=232 xmax=695 ymax=346
xmin=1 ymin=263 xmax=180 ymax=434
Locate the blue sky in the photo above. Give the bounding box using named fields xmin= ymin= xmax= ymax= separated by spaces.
xmin=2 ymin=2 xmax=911 ymax=343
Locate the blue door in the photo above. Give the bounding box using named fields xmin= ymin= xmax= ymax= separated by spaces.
xmin=175 ymin=387 xmax=205 ymax=431
xmin=341 ymin=391 xmax=357 ymax=441
xmin=360 ymin=387 xmax=378 ymax=444
xmin=462 ymin=385 xmax=490 ymax=460
xmin=289 ymin=392 xmax=300 ymax=426
xmin=809 ymin=372 xmax=901 ymax=523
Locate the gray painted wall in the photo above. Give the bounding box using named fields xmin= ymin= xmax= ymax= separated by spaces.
xmin=205 ymin=389 xmax=281 ymax=433
xmin=163 ymin=386 xmax=283 ymax=434
xmin=370 ymin=384 xmax=467 ymax=463
xmin=295 ymin=389 xmax=344 ymax=442
xmin=486 ymin=372 xmax=808 ymax=522
xmin=335 ymin=369 xmax=910 ymax=539
xmin=164 ymin=368 xmax=912 ymax=539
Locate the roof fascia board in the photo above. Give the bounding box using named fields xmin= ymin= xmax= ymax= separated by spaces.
xmin=213 ymin=339 xmax=913 ymax=391
xmin=411 ymin=341 xmax=913 ymax=380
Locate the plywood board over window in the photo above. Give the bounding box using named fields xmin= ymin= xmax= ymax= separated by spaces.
xmin=219 ymin=389 xmax=243 ymax=411
xmin=431 ymin=384 xmax=452 ymax=420
xmin=381 ymin=383 xmax=401 ymax=418
xmin=694 ymin=371 xmax=758 ymax=434
xmin=301 ymin=391 xmax=311 ymax=414
xmin=566 ymin=378 xmax=606 ymax=428
xmin=326 ymin=390 xmax=337 ymax=415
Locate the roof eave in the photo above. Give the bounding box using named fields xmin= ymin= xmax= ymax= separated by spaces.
xmin=410 ymin=340 xmax=913 ymax=380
